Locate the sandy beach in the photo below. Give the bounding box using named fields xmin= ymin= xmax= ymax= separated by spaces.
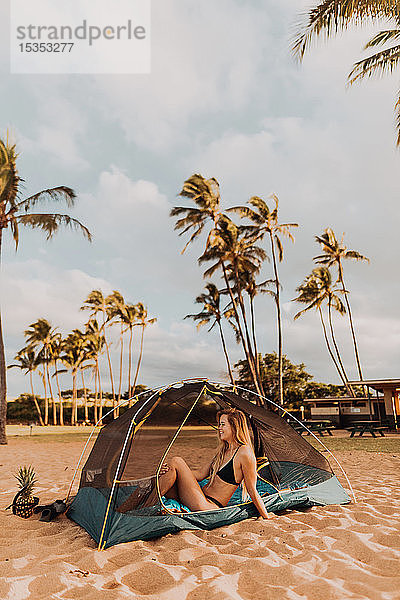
xmin=1 ymin=431 xmax=400 ymax=600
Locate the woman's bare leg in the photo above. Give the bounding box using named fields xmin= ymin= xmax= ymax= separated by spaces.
xmin=119 ymin=456 xmax=219 ymax=512
xmin=162 ymin=457 xmax=218 ymax=511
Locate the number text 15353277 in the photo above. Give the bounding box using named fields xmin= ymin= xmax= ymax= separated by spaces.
xmin=19 ymin=42 xmax=74 ymax=53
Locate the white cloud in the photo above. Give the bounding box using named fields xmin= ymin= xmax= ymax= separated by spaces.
xmin=2 ymin=260 xmax=112 ymax=336
xmin=79 ymin=166 xmax=206 ymax=298
xmin=16 ymin=89 xmax=90 ymax=171
xmin=91 ymin=0 xmax=274 ymax=151
xmin=20 ymin=125 xmax=89 ymax=171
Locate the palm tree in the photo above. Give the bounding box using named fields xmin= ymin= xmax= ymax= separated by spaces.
xmin=105 ymin=291 xmax=126 ymax=410
xmin=60 ymin=330 xmax=87 ymax=425
xmin=0 ymin=137 xmax=91 ymax=443
xmin=8 ymin=348 xmax=44 ymax=425
xmin=185 ymin=283 xmax=235 ymax=385
xmin=171 ymin=174 xmax=222 ymax=252
xmin=235 ymin=270 xmax=276 ymax=385
xmin=312 ymin=267 xmax=351 ymax=386
xmin=84 ymin=319 xmax=105 ymax=422
xmin=295 ymin=267 xmax=355 ymax=396
xmin=24 ymin=319 xmax=59 ymax=425
xmin=293 ymin=271 xmax=351 ymax=391
xmin=314 ymin=228 xmax=369 ymax=381
xmin=130 ymin=304 xmax=156 ymax=398
xmin=81 ymin=290 xmax=116 ymax=406
xmin=199 ymin=216 xmax=266 ymax=398
xmin=124 ymin=304 xmax=138 ymax=403
xmin=229 ymin=195 xmax=298 ymax=405
xmin=292 ymin=1 xmax=400 ymax=145
xmin=48 ymin=335 xmax=64 ymax=426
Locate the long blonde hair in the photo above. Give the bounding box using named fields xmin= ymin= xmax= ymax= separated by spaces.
xmin=209 ymin=408 xmax=253 ymax=499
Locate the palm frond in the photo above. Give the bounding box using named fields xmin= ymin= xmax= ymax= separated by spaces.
xmin=344 ymin=250 xmax=369 ymax=262
xmin=248 ymin=196 xmax=271 ymax=220
xmin=331 ymin=295 xmax=347 ymax=314
xmin=16 ymin=213 xmax=92 ymax=241
xmin=172 ymin=208 xmax=203 ymax=230
xmin=0 ymin=140 xmax=21 ymax=210
xmin=227 ymin=205 xmax=264 ymax=225
xmin=395 ymin=90 xmax=400 ymax=146
xmin=9 ymin=216 xmax=19 ymax=249
xmin=348 ymin=44 xmax=400 ymax=84
xmin=292 ymin=0 xmax=395 ymax=61
xmin=15 ymin=186 xmax=76 ymax=212
xmin=365 ymin=29 xmax=400 ymax=48
xmin=293 ymin=296 xmax=321 ymax=319
xmin=178 ymin=174 xmax=220 ymax=209
xmin=275 ymin=235 xmax=284 ymax=262
xmin=181 ymin=223 xmax=205 ymax=253
xmin=202 ymin=261 xmax=221 ymax=279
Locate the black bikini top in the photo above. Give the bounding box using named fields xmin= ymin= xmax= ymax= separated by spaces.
xmin=216 ymin=447 xmax=241 ymax=485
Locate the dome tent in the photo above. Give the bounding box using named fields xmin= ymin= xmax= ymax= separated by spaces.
xmin=67 ymin=380 xmax=351 ymax=549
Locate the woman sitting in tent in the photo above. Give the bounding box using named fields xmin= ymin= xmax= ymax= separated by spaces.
xmin=119 ymin=408 xmax=271 ymax=518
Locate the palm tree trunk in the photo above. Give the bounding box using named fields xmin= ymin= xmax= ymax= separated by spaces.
xmin=93 ymin=363 xmax=98 ymax=424
xmin=327 ymin=299 xmax=355 ymax=397
xmin=101 ymin=308 xmax=116 ymax=407
xmin=117 ymin=323 xmax=124 ymax=415
xmin=54 ymin=361 xmax=64 ymax=426
xmin=71 ymin=371 xmax=77 ymax=425
xmin=270 ymin=233 xmax=284 ymax=406
xmin=249 ymin=295 xmax=261 ymax=388
xmin=318 ymin=307 xmax=349 ymax=388
xmin=338 ymin=260 xmax=364 ymax=381
xmin=46 ymin=357 xmax=57 ymax=425
xmin=233 ymin=265 xmax=264 ymax=395
xmin=234 ymin=265 xmax=256 ymax=360
xmin=0 ymin=230 xmax=7 ymax=444
xmin=217 ymin=320 xmax=235 ymax=385
xmin=221 ymin=261 xmax=263 ymax=400
xmin=128 ymin=326 xmax=134 ymax=405
xmin=97 ymin=361 xmax=103 ymax=421
xmin=41 ymin=370 xmax=49 ymax=426
xmin=30 ymin=371 xmax=44 ymax=426
xmin=81 ymin=369 xmax=88 ymax=423
xmin=131 ymin=325 xmax=145 ymax=397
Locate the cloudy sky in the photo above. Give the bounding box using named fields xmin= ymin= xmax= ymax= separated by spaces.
xmin=1 ymin=1 xmax=400 ymax=398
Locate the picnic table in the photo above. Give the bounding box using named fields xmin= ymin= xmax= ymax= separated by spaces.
xmin=295 ymin=420 xmax=336 ymax=437
xmin=347 ymin=420 xmax=387 ymax=438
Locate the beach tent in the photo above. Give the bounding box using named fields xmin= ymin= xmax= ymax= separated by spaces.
xmin=67 ymin=381 xmax=351 ymax=549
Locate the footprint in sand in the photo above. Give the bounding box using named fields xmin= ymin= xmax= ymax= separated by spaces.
xmin=186 ymin=582 xmax=235 ymax=600
xmin=121 ymin=563 xmax=176 ymax=595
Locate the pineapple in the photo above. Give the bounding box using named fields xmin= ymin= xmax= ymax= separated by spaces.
xmin=12 ymin=465 xmax=38 ymax=518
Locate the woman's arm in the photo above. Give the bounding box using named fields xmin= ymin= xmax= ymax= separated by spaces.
xmin=240 ymin=450 xmax=271 ymax=520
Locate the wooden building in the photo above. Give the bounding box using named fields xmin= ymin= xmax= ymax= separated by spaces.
xmin=348 ymin=379 xmax=400 ymax=428
xmin=303 ymin=396 xmax=383 ymax=427
xmin=304 ymin=378 xmax=400 ymax=428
